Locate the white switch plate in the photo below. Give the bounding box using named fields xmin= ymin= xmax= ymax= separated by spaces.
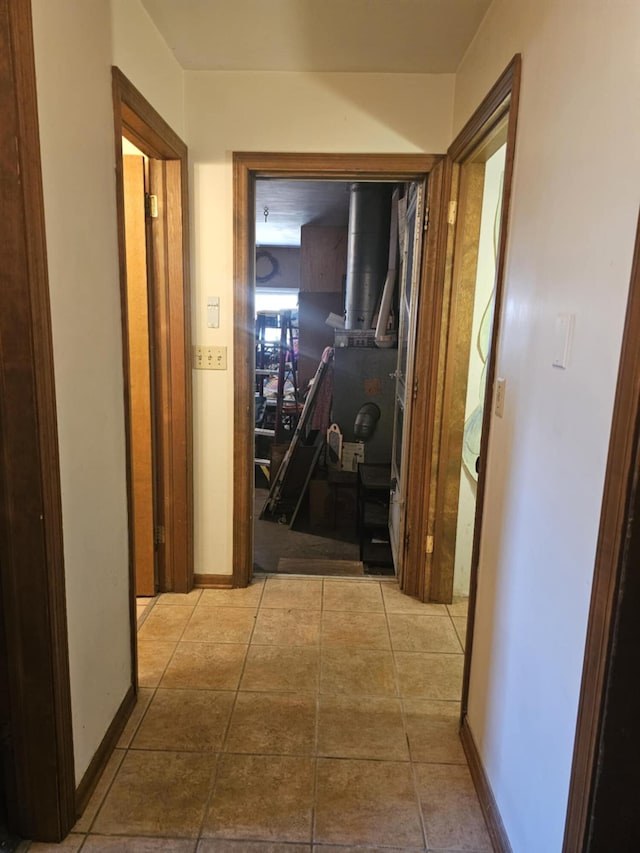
xmin=193 ymin=345 xmax=227 ymax=370
xmin=495 ymin=377 xmax=506 ymax=418
xmin=207 ymin=296 xmax=220 ymax=329
xmin=552 ymin=313 xmax=575 ymax=369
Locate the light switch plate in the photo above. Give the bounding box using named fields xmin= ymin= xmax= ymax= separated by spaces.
xmin=207 ymin=297 xmax=220 ymax=329
xmin=193 ymin=345 xmax=227 ymax=370
xmin=552 ymin=313 xmax=575 ymax=369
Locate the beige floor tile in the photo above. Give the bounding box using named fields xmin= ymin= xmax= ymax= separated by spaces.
xmin=28 ymin=835 xmax=85 ymax=852
xmin=137 ymin=640 xmax=176 ymax=688
xmin=93 ymin=750 xmax=217 ymax=838
xmin=314 ymin=758 xmax=424 ymax=847
xmin=261 ymin=578 xmax=323 ymax=610
xmin=225 ymin=691 xmax=316 ymax=755
xmin=161 ymin=643 xmax=247 ymax=691
xmin=395 ymin=652 xmax=464 ymax=700
xmin=131 ymin=688 xmax=234 ymax=752
xmin=156 ymin=589 xmax=203 ymax=606
xmin=137 ymin=605 xmax=194 ymax=642
xmin=381 ymin=583 xmax=447 ymax=615
xmin=198 ymin=843 xmax=310 ymax=853
xmin=241 ymin=645 xmax=319 ymax=692
xmin=403 ymin=699 xmax=466 ymax=764
xmin=199 ymin=579 xmax=265 ymax=609
xmin=317 ymin=694 xmax=408 ymax=760
xmin=83 ymin=838 xmax=196 ymax=852
xmin=388 ymin=614 xmax=463 ymax=653
xmin=73 ymin=749 xmax=126 ymax=832
xmin=320 ymin=648 xmax=397 ymax=696
xmin=252 ymin=608 xmax=321 ymax=646
xmin=453 ymin=615 xmax=468 ymax=650
xmin=321 ymin=610 xmax=390 ymax=649
xmin=446 ymin=596 xmax=469 ymax=619
xmin=202 ymin=754 xmax=314 ymax=842
xmin=117 ymin=688 xmax=155 ymax=748
xmin=414 ymin=763 xmax=492 ymax=851
xmin=322 ymin=579 xmax=383 ymax=612
xmin=312 ymin=847 xmax=421 ymax=853
xmin=182 ymin=606 xmax=257 ymax=644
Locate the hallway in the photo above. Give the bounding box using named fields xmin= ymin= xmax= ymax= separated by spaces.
xmin=29 ymin=576 xmax=490 ymax=852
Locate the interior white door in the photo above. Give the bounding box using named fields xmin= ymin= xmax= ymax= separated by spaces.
xmin=389 ymin=181 xmax=425 ymax=577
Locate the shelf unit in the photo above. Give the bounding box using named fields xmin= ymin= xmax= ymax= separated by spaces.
xmin=357 ymin=463 xmax=394 ymax=570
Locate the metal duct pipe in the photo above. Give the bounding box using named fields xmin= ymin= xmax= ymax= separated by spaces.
xmin=344 ymin=183 xmax=392 ymax=330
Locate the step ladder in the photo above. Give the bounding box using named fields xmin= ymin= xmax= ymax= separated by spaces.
xmin=260 ymin=347 xmax=333 ymax=527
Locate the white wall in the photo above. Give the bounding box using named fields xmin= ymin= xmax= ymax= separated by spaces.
xmin=111 ymin=0 xmax=185 ymax=137
xmin=455 ymin=2 xmax=640 ymax=850
xmin=454 ymin=144 xmax=506 ymax=596
xmin=31 ymin=0 xmax=131 ymax=784
xmin=185 ymin=70 xmax=455 ymax=575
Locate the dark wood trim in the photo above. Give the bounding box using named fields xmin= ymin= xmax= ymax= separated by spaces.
xmin=461 ymin=716 xmax=513 ymax=853
xmin=232 ymin=153 xmax=444 ymax=589
xmin=112 ymin=68 xmax=185 ymax=160
xmin=400 ymin=156 xmax=451 ymax=598
xmin=193 ymin=574 xmax=235 ymax=589
xmin=430 ymin=162 xmax=485 ymax=602
xmin=232 ymin=155 xmax=255 ymax=589
xmin=112 ymin=67 xmax=194 ymax=603
xmin=0 ymin=0 xmax=75 ymax=840
xmin=74 ymin=686 xmax=135 ymax=816
xmin=563 ymin=210 xmax=640 ymax=851
xmin=233 ymin=151 xmax=441 ymax=179
xmin=448 ymin=56 xmax=519 ymax=163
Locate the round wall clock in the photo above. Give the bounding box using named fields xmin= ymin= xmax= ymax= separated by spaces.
xmin=255 ymin=249 xmax=279 ymax=283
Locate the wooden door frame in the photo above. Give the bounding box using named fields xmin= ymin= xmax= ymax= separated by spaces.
xmin=0 ymin=0 xmax=76 ymax=840
xmin=401 ymin=56 xmax=521 ymax=609
xmin=112 ymin=68 xmax=194 ymax=606
xmin=562 ymin=210 xmax=640 ymax=850
xmin=232 ymin=152 xmax=443 ymax=587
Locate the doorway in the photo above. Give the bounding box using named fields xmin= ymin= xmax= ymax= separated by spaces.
xmin=233 ymin=154 xmax=444 ymax=590
xmin=112 ymin=67 xmax=194 ymax=612
xmin=252 ymin=178 xmax=425 ymax=578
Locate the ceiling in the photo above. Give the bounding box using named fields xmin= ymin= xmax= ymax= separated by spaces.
xmin=255 ymin=180 xmax=352 ymax=247
xmin=141 ymin=0 xmax=492 ymax=73
xmin=141 ymin=0 xmax=492 ymax=246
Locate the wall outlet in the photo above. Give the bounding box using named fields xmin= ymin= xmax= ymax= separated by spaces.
xmin=193 ymin=345 xmax=227 ymax=370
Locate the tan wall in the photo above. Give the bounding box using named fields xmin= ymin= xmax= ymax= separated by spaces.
xmin=454 ymin=1 xmax=640 ymax=850
xmin=111 ymin=0 xmax=185 ymax=137
xmin=31 ymin=0 xmax=131 ymax=783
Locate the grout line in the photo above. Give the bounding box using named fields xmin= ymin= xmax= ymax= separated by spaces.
xmin=310 ymin=577 xmax=325 ymax=847
xmin=195 ymin=576 xmax=265 ymax=841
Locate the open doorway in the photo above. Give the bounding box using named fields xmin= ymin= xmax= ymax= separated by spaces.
xmin=433 ymin=125 xmax=508 ymax=607
xmin=251 ymin=178 xmax=425 ymax=579
xmin=233 ymin=153 xmax=444 ymax=590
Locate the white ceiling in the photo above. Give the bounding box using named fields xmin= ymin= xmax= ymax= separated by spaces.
xmin=141 ymin=0 xmax=492 ymax=73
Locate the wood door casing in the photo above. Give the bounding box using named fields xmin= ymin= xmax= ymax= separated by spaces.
xmin=123 ymin=154 xmax=155 ymax=596
xmin=112 ymin=68 xmax=193 ymax=597
xmin=232 ymin=153 xmax=443 ymax=589
xmin=0 ymin=0 xmax=75 ymax=839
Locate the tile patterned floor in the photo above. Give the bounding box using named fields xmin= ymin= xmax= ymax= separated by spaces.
xmin=28 ymin=577 xmax=491 ymax=853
